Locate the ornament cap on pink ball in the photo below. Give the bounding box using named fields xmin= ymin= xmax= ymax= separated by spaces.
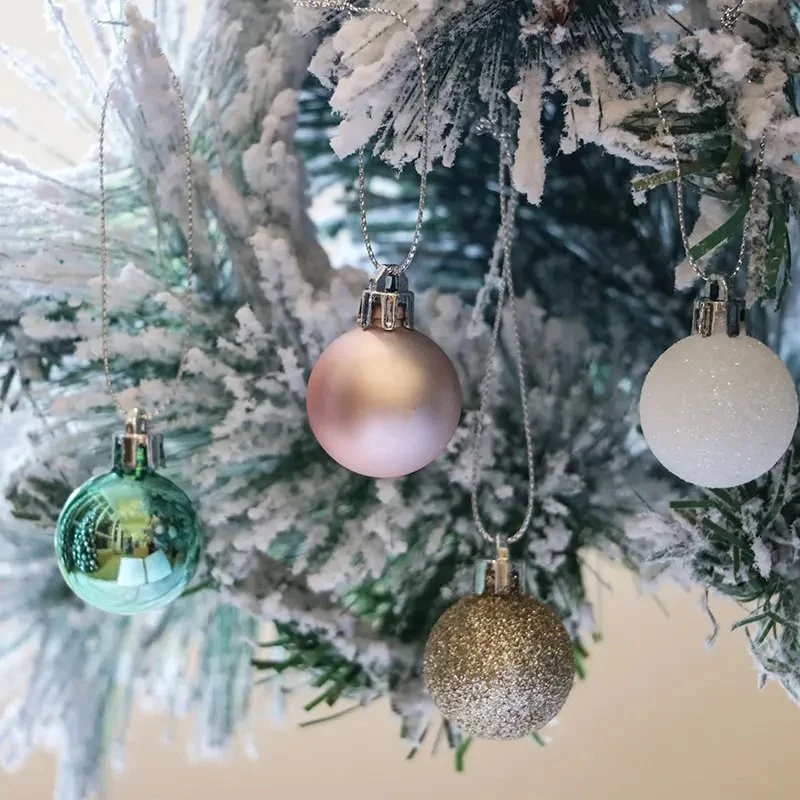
xmin=307 ymin=269 xmax=462 ymax=478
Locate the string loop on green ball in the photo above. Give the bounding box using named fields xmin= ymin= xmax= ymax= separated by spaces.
xmin=55 ymin=46 xmax=203 ymax=616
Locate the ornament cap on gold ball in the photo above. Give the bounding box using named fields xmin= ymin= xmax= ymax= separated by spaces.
xmin=691 ymin=274 xmax=746 ymax=338
xmin=114 ymin=407 xmax=165 ymax=472
xmin=475 ymin=536 xmax=522 ymax=596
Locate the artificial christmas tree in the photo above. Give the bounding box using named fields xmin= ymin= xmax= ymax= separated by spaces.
xmin=0 ymin=2 xmax=798 ymax=797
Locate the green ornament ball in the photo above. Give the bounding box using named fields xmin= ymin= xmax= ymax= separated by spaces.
xmin=55 ymin=465 xmax=202 ymax=615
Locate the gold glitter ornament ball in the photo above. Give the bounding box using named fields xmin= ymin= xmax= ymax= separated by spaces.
xmin=423 ymin=594 xmax=575 ymax=739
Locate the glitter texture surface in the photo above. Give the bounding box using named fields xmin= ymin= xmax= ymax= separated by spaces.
xmin=640 ymin=332 xmax=798 ymax=488
xmin=422 ymin=594 xmax=575 ymax=740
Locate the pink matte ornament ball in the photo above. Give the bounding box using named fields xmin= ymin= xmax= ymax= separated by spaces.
xmin=306 ymin=327 xmax=462 ymax=478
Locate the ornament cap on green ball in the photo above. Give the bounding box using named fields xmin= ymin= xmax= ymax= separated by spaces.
xmin=423 ymin=544 xmax=575 ymax=740
xmin=114 ymin=406 xmax=165 ymax=472
xmin=55 ymin=409 xmax=202 ymax=615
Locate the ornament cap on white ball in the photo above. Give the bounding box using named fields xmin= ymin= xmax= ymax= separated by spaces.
xmin=307 ymin=268 xmax=462 ymax=479
xmin=640 ymin=277 xmax=798 ymax=489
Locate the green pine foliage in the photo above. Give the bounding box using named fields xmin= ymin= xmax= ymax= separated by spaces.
xmin=641 ymin=445 xmax=800 ymax=700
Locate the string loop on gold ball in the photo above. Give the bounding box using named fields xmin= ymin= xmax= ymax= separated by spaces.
xmin=422 ymin=127 xmax=575 ymax=741
xmin=469 ymin=127 xmax=534 ymax=546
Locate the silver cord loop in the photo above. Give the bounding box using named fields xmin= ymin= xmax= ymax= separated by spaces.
xmin=703 ymin=272 xmax=730 ymax=300
xmin=721 ymin=1 xmax=748 ymax=32
xmin=470 ymin=135 xmax=535 ymax=547
xmin=652 ymin=73 xmax=767 ymax=285
xmin=294 ymin=1 xmax=429 ymax=275
xmin=99 ymin=29 xmax=194 ymax=420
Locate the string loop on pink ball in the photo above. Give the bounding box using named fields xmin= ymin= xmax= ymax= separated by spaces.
xmin=293 ymin=1 xmax=430 ymax=276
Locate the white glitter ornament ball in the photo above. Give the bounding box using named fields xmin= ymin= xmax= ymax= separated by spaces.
xmin=640 ymin=330 xmax=798 ymax=488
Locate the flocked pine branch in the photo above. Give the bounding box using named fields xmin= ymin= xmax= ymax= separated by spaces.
xmin=628 ymin=442 xmax=800 ymax=701
xmin=297 ymin=0 xmax=799 ymax=301
xmin=0 ymin=1 xmax=799 ymax=799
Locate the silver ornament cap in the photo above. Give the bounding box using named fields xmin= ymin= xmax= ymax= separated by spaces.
xmin=475 ymin=539 xmax=523 ymax=595
xmin=357 ymin=266 xmax=415 ymax=331
xmin=422 ymin=544 xmax=575 ymax=740
xmin=692 ymin=274 xmax=746 ymax=338
xmin=112 ymin=407 xmax=165 ymax=472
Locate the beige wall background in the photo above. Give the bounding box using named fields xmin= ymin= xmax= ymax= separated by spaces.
xmin=4 ymin=567 xmax=800 ymax=800
xmin=0 ymin=2 xmax=799 ymax=798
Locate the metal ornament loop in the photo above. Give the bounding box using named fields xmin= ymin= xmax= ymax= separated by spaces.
xmin=692 ymin=274 xmax=746 ymax=338
xmin=475 ymin=540 xmax=523 ymax=596
xmin=704 ymin=272 xmax=730 ymax=300
xmin=357 ymin=266 xmax=415 ymax=331
xmin=469 ymin=135 xmax=535 ymax=548
xmin=721 ymin=1 xmax=747 ymax=32
xmin=294 ymin=1 xmax=429 ymax=277
xmin=113 ymin=407 xmax=165 ymax=472
xmin=651 ymin=69 xmax=767 ymax=286
xmin=98 ymin=13 xmax=195 ymax=421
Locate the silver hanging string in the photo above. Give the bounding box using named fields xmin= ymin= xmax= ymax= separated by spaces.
xmin=470 ymin=134 xmax=535 ymax=546
xmin=98 ymin=20 xmax=195 ymax=420
xmin=651 ymin=73 xmax=767 ymax=284
xmin=721 ymin=1 xmax=748 ymax=32
xmin=293 ymin=1 xmax=429 ymax=275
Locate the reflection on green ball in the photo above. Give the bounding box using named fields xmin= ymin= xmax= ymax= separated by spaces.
xmin=55 ymin=468 xmax=202 ymax=615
